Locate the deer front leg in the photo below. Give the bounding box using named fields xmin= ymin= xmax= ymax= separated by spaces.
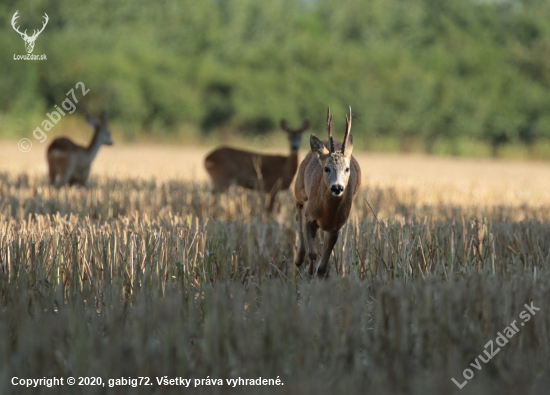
xmin=80 ymin=168 xmax=91 ymax=187
xmin=295 ymin=202 xmax=306 ymax=267
xmin=305 ymin=220 xmax=319 ymax=275
xmin=317 ymin=230 xmax=339 ymax=278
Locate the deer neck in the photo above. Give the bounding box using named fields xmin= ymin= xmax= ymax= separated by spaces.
xmin=283 ymin=150 xmax=299 ymax=185
xmin=85 ymin=132 xmax=103 ymax=163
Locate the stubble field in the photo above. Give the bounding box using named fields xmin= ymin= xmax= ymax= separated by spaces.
xmin=0 ymin=143 xmax=549 ymax=394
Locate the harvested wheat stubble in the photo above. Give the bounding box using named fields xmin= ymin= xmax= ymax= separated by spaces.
xmin=0 ymin=151 xmax=549 ymax=393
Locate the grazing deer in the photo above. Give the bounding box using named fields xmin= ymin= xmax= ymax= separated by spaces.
xmin=294 ymin=107 xmax=361 ymax=277
xmin=204 ymin=120 xmax=309 ymax=211
xmin=47 ymin=113 xmax=113 ymax=188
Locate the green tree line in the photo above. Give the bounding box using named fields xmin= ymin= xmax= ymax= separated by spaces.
xmin=1 ymin=0 xmax=550 ymax=154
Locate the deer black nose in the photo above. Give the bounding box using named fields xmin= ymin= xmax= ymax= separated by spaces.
xmin=331 ymin=185 xmax=344 ymax=195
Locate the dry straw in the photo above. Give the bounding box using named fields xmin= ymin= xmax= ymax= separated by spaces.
xmin=0 ymin=172 xmax=549 ymax=394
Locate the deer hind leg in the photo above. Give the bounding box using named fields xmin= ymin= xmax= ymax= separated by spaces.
xmin=54 ymin=161 xmax=75 ymax=189
xmin=48 ymin=161 xmax=57 ymax=185
xmin=206 ymin=168 xmax=231 ymax=193
xmin=305 ymin=220 xmax=319 ymax=275
xmin=55 ymin=172 xmax=72 ymax=188
xmin=295 ymin=202 xmax=307 ymax=267
xmin=69 ymin=177 xmax=86 ymax=188
xmin=48 ymin=155 xmax=71 ymax=188
xmin=79 ymin=168 xmax=91 ymax=188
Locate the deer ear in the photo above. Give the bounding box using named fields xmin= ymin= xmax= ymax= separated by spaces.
xmin=86 ymin=115 xmax=97 ymax=128
xmin=100 ymin=112 xmax=108 ymax=124
xmin=310 ymin=135 xmax=329 ymax=158
xmin=280 ymin=119 xmax=290 ymax=132
xmin=343 ymin=135 xmax=354 ymax=158
xmin=300 ymin=120 xmax=310 ymax=132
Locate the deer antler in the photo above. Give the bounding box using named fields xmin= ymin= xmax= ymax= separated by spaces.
xmin=30 ymin=13 xmax=49 ymax=39
xmin=11 ymin=11 xmax=48 ymax=40
xmin=326 ymin=106 xmax=334 ymax=153
xmin=11 ymin=11 xmax=27 ymax=38
xmin=342 ymin=106 xmax=352 ymax=154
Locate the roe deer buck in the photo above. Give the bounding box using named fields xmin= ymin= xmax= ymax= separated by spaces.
xmin=294 ymin=107 xmax=361 ymax=277
xmin=204 ymin=120 xmax=309 ymax=211
xmin=47 ymin=113 xmax=113 ymax=188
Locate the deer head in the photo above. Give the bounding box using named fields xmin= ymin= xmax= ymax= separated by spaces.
xmin=280 ymin=119 xmax=310 ymax=152
xmin=11 ymin=11 xmax=49 ymax=54
xmin=87 ymin=113 xmax=114 ymax=146
xmin=310 ymin=107 xmax=354 ymax=197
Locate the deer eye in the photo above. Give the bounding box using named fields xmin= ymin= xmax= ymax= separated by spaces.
xmin=324 ymin=167 xmax=330 ymax=174
xmin=345 ymin=167 xmax=350 ymax=173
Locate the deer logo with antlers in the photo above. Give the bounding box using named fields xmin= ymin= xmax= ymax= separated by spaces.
xmin=11 ymin=11 xmax=49 ymax=54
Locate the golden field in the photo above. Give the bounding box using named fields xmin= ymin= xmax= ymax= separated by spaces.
xmin=4 ymin=142 xmax=550 ymax=208
xmin=0 ymin=142 xmax=549 ymax=394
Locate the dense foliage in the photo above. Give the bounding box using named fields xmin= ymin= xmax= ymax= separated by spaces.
xmin=1 ymin=0 xmax=550 ymax=153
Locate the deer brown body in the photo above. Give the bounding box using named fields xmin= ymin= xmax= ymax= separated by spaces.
xmin=294 ymin=107 xmax=361 ymax=277
xmin=47 ymin=113 xmax=113 ymax=188
xmin=204 ymin=120 xmax=309 ymax=211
